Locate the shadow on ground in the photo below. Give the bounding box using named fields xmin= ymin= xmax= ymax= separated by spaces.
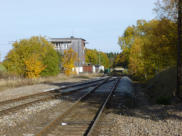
xmin=48 ymin=78 xmax=182 ymax=122
xmin=44 ymin=79 xmax=90 ymax=87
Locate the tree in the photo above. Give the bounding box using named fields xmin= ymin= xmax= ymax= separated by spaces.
xmin=62 ymin=48 xmax=77 ymax=76
xmin=176 ymin=0 xmax=182 ymax=98
xmin=154 ymin=0 xmax=178 ymax=21
xmin=85 ymin=49 xmax=98 ymax=65
xmin=113 ymin=52 xmax=128 ymax=68
xmin=106 ymin=52 xmax=119 ymax=68
xmin=99 ymin=52 xmax=109 ymax=68
xmin=3 ymin=36 xmax=60 ymax=78
xmin=24 ymin=55 xmax=45 ymax=78
xmin=85 ymin=48 xmax=110 ymax=68
xmin=118 ymin=25 xmax=137 ymax=67
xmin=128 ymin=38 xmax=146 ymax=78
xmin=40 ymin=46 xmax=61 ymax=76
xmin=118 ymin=19 xmax=177 ymax=79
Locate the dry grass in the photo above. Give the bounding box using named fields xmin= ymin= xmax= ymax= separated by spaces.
xmin=0 ymin=73 xmax=103 ymax=92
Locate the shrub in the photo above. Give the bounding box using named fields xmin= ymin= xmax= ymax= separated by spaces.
xmin=0 ymin=63 xmax=6 ymax=72
xmin=3 ymin=36 xmax=60 ymax=78
xmin=40 ymin=46 xmax=60 ymax=76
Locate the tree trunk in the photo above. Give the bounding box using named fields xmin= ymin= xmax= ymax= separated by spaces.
xmin=176 ymin=0 xmax=182 ymax=99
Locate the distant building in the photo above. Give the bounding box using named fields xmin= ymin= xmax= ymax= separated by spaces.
xmin=50 ymin=36 xmax=86 ymax=66
xmin=82 ymin=64 xmax=104 ymax=74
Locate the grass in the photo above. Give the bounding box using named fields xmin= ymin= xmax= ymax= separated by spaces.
xmin=0 ymin=73 xmax=103 ymax=92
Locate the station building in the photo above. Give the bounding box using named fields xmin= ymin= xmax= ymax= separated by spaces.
xmin=50 ymin=36 xmax=104 ymax=74
xmin=50 ymin=36 xmax=86 ymax=67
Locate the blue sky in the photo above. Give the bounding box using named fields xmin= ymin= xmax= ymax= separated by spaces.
xmin=0 ymin=0 xmax=156 ymax=61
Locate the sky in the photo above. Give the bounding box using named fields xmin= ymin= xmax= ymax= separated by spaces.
xmin=0 ymin=0 xmax=156 ymax=61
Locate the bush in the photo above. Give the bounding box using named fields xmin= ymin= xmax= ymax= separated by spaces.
xmin=40 ymin=46 xmax=60 ymax=76
xmin=3 ymin=36 xmax=60 ymax=78
xmin=0 ymin=64 xmax=7 ymax=78
xmin=0 ymin=63 xmax=7 ymax=72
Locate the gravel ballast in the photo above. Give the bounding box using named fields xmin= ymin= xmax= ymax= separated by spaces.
xmin=0 ymin=77 xmax=182 ymax=136
xmin=98 ymin=80 xmax=182 ymax=136
xmin=108 ymin=104 xmax=182 ymax=136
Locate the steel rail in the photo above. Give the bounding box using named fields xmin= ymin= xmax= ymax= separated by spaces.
xmin=0 ymin=77 xmax=107 ymax=106
xmin=35 ymin=77 xmax=112 ymax=136
xmin=83 ymin=77 xmax=120 ymax=136
xmin=58 ymin=77 xmax=108 ymax=90
xmin=0 ymin=78 xmax=113 ymax=116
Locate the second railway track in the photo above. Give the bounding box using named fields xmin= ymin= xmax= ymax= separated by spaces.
xmin=35 ymin=77 xmax=120 ymax=136
xmin=0 ymin=77 xmax=112 ymax=116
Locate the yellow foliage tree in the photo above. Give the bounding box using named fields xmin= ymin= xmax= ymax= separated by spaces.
xmin=62 ymin=48 xmax=77 ymax=76
xmin=129 ymin=38 xmax=145 ymax=78
xmin=3 ymin=36 xmax=60 ymax=77
xmin=24 ymin=55 xmax=46 ymax=78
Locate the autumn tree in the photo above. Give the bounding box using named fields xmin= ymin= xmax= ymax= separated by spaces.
xmin=62 ymin=48 xmax=78 ymax=76
xmin=85 ymin=49 xmax=98 ymax=65
xmin=113 ymin=53 xmax=128 ymax=68
xmin=85 ymin=48 xmax=109 ymax=68
xmin=99 ymin=51 xmax=109 ymax=68
xmin=24 ymin=55 xmax=45 ymax=78
xmin=3 ymin=36 xmax=60 ymax=78
xmin=118 ymin=25 xmax=137 ymax=67
xmin=118 ymin=19 xmax=177 ymax=79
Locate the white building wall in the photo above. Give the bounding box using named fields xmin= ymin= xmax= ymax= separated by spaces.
xmin=92 ymin=66 xmax=96 ymax=73
xmin=72 ymin=66 xmax=83 ymax=75
xmin=99 ymin=65 xmax=104 ymax=72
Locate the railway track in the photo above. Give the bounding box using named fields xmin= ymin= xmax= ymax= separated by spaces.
xmin=0 ymin=77 xmax=111 ymax=116
xmin=35 ymin=77 xmax=120 ymax=136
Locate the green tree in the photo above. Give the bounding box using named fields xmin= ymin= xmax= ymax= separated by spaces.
xmin=99 ymin=52 xmax=109 ymax=68
xmin=3 ymin=36 xmax=60 ymax=77
xmin=85 ymin=48 xmax=110 ymax=68
xmin=85 ymin=49 xmax=98 ymax=65
xmin=40 ymin=46 xmax=61 ymax=76
xmin=106 ymin=52 xmax=118 ymax=67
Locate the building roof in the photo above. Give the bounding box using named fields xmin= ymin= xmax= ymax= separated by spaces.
xmin=50 ymin=36 xmax=86 ymax=42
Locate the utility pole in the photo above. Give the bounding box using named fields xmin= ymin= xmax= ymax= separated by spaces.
xmin=99 ymin=50 xmax=101 ymax=65
xmin=176 ymin=0 xmax=182 ymax=99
